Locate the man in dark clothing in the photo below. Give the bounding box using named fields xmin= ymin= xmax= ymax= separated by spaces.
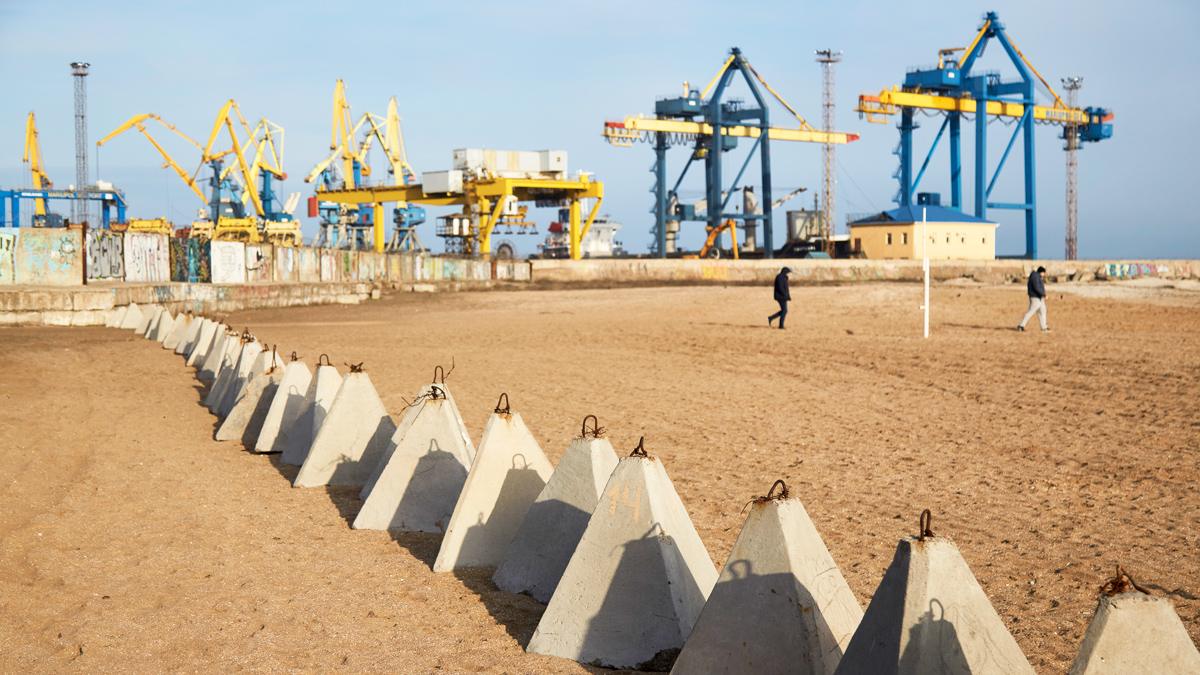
xmin=768 ymin=267 xmax=791 ymax=329
xmin=1017 ymin=266 xmax=1049 ymax=332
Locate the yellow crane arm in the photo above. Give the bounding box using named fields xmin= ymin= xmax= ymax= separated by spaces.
xmin=604 ymin=117 xmax=859 ymax=145
xmin=385 ymin=97 xmax=415 ymax=185
xmin=221 ymin=113 xmax=264 ymax=217
xmin=857 ymin=88 xmax=1091 ymax=125
xmin=137 ymin=124 xmax=209 ymax=203
xmin=306 ymin=146 xmax=342 ymax=183
xmin=96 ymin=113 xmax=207 ymax=204
xmin=23 ymin=112 xmax=51 ymax=216
xmin=97 ymin=113 xmax=201 ymax=150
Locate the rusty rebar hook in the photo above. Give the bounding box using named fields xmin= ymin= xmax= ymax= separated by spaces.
xmin=918 ymin=509 xmax=935 ymax=541
xmin=268 ymin=345 xmax=278 ymax=373
xmin=630 ymin=436 xmax=648 ymax=457
xmin=433 ymin=365 xmax=445 ymax=384
xmin=766 ymin=479 xmax=789 ymax=500
xmin=346 ymin=362 xmax=365 ymax=373
xmin=581 ymin=414 xmax=604 ymax=438
xmin=318 ymin=354 xmax=332 ymax=366
xmin=429 ymin=385 xmax=446 ymax=400
xmin=1101 ymin=565 xmax=1151 ymax=596
xmin=290 ymin=351 xmax=301 ymax=362
xmin=494 ymin=392 xmax=511 ymax=414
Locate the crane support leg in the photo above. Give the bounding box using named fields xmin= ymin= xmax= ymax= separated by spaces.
xmin=568 ymin=200 xmax=582 ymax=260
xmin=949 ymin=112 xmax=962 ymax=209
xmin=1022 ymin=93 xmax=1038 ymax=259
xmin=899 ymin=108 xmax=915 ymax=206
xmin=373 ymin=203 xmax=385 ymax=252
xmin=654 ymin=132 xmax=667 ymax=258
xmin=760 ymin=132 xmax=774 ymax=257
xmin=973 ymin=80 xmax=988 ymax=220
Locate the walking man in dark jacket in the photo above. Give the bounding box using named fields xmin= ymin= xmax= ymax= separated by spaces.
xmin=1017 ymin=266 xmax=1049 ymax=332
xmin=768 ymin=266 xmax=791 ymax=329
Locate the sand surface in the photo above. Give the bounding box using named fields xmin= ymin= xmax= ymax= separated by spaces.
xmin=1 ymin=282 xmax=1197 ymax=672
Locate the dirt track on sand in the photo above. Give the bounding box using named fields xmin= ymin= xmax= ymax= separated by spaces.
xmin=1 ymin=282 xmax=1197 ymax=672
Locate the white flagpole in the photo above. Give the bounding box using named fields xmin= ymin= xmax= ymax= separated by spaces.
xmin=922 ymin=207 xmax=929 ymax=339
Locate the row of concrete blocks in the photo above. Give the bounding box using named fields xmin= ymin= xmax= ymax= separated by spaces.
xmin=103 ymin=301 xmax=1200 ymax=674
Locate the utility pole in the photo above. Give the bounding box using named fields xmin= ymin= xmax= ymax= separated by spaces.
xmin=71 ymin=61 xmax=90 ymax=226
xmin=815 ymin=49 xmax=841 ymax=254
xmin=1062 ymin=76 xmax=1083 ymax=260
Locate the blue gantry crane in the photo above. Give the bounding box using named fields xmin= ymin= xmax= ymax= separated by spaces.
xmin=604 ymin=47 xmax=857 ymax=258
xmin=857 ymin=11 xmax=1113 ymax=259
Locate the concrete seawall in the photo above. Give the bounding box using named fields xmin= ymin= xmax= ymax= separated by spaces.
xmin=529 ymin=258 xmax=1200 ymax=286
xmin=0 ymin=281 xmax=376 ymax=326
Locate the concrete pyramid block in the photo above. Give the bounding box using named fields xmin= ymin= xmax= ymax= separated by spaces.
xmin=360 ymin=378 xmax=467 ymax=499
xmin=177 ymin=316 xmax=206 ymax=356
xmin=188 ymin=321 xmax=220 ymax=369
xmin=152 ymin=312 xmax=176 ymax=343
xmin=433 ymin=397 xmax=554 ymax=573
xmin=1068 ymin=572 xmax=1200 ymax=675
xmin=215 ymin=359 xmax=285 ymax=445
xmin=217 ymin=345 xmax=282 ymax=419
xmin=119 ymin=303 xmax=143 ymax=330
xmin=293 ymin=371 xmax=396 ymax=488
xmin=673 ymin=481 xmax=863 ymax=675
xmin=163 ymin=313 xmax=192 ymax=350
xmin=833 ymin=514 xmax=1034 ymax=675
xmin=139 ymin=306 xmax=163 ymax=337
xmin=493 ymin=418 xmax=620 ymax=602
xmin=205 ymin=338 xmax=255 ymax=413
xmin=281 ymin=360 xmax=342 ymax=466
xmin=104 ymin=306 xmax=124 ymax=328
xmin=135 ymin=305 xmax=159 ymax=334
xmin=253 ymin=359 xmax=313 ymax=454
xmin=353 ymin=383 xmax=475 ymax=533
xmin=195 ymin=326 xmax=224 ymax=375
xmin=527 ymin=444 xmax=718 ymax=670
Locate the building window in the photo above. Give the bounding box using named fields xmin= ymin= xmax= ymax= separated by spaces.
xmin=945 ymin=235 xmax=950 ymax=244
xmin=853 ymin=238 xmax=862 ymax=252
xmin=982 ymin=236 xmax=987 ymax=244
xmin=886 ymin=233 xmax=893 ymax=245
xmin=902 ymin=232 xmax=909 ymax=245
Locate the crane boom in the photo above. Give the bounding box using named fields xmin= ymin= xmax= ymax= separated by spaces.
xmin=96 ymin=113 xmax=208 ymax=204
xmin=198 ymin=99 xmax=265 ymax=217
xmin=604 ymin=117 xmax=858 ymax=146
xmin=23 ymin=112 xmax=52 ymax=217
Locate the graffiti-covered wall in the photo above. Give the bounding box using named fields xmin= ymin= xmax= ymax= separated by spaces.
xmin=14 ymin=227 xmax=83 ymax=285
xmin=124 ymin=233 xmax=170 ymax=282
xmin=86 ymin=230 xmax=125 ymax=280
xmin=0 ymin=227 xmax=538 ymax=287
xmin=211 ymin=241 xmax=247 ymax=284
xmin=169 ymin=237 xmax=212 ymax=283
xmin=0 ymin=229 xmax=16 ymax=284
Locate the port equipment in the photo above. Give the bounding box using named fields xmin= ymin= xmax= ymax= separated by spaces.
xmin=22 ymin=112 xmax=52 ymax=222
xmin=2 ymin=110 xmax=127 ymax=228
xmin=857 ymin=11 xmax=1113 ymax=259
xmin=316 ymin=161 xmax=603 ymax=258
xmin=0 ymin=187 xmax=127 ymax=229
xmin=603 ymin=47 xmax=858 ymax=258
xmin=305 ymin=81 xmax=425 ymax=251
xmin=692 ymin=186 xmax=808 ymax=260
xmin=99 ymin=101 xmax=301 ymax=244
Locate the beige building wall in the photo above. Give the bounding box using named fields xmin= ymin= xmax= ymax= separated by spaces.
xmin=850 ymin=221 xmax=996 ymax=260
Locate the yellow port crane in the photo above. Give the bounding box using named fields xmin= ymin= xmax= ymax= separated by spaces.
xmin=22 ymin=112 xmax=51 ymax=219
xmin=306 ymin=80 xmax=422 ymax=250
xmin=96 ymin=112 xmax=209 ymax=234
xmin=97 ymin=113 xmax=207 ymax=203
xmin=97 ymin=102 xmax=300 ymax=243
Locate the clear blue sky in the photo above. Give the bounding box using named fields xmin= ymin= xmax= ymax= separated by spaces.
xmin=1 ymin=0 xmax=1196 ymax=259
